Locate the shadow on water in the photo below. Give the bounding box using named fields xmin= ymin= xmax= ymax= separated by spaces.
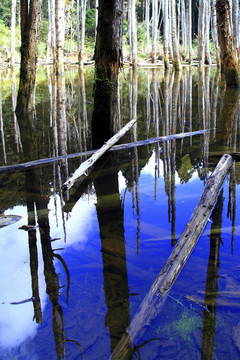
xmin=1 ymin=66 xmax=240 ymax=359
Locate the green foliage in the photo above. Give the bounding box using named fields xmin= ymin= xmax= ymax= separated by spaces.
xmin=40 ymin=19 xmax=49 ymax=46
xmin=0 ymin=20 xmax=21 ymax=61
xmin=85 ymin=8 xmax=96 ymax=40
xmin=0 ymin=0 xmax=11 ymax=26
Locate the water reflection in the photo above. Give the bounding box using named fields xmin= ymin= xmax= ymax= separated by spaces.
xmin=1 ymin=66 xmax=240 ymax=359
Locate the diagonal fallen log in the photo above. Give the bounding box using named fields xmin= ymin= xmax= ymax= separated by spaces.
xmin=110 ymin=154 xmax=233 ymax=360
xmin=62 ymin=119 xmax=137 ymax=190
xmin=0 ymin=129 xmax=209 ymax=175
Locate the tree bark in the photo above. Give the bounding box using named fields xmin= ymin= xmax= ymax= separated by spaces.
xmin=171 ymin=0 xmax=181 ymax=70
xmin=16 ymin=0 xmax=43 ymax=116
xmin=163 ymin=0 xmax=169 ymax=69
xmin=55 ymin=0 xmax=65 ymax=75
xmin=92 ymin=0 xmax=124 ymax=148
xmin=216 ymin=0 xmax=240 ymax=87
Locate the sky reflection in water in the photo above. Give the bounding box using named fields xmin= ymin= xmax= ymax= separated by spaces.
xmin=1 ymin=67 xmax=240 ymax=359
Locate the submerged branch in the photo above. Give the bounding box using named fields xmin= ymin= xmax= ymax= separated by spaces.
xmin=0 ymin=129 xmax=209 ymax=175
xmin=110 ymin=154 xmax=233 ymax=360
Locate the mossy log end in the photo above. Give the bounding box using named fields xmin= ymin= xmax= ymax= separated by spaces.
xmin=110 ymin=154 xmax=233 ymax=360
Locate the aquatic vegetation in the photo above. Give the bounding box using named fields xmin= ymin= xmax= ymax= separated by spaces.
xmin=158 ymin=308 xmax=201 ymax=342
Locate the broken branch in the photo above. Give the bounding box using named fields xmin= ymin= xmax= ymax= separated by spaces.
xmin=62 ymin=119 xmax=137 ymax=190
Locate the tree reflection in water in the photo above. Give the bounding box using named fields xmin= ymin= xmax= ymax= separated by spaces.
xmin=1 ymin=66 xmax=240 ymax=358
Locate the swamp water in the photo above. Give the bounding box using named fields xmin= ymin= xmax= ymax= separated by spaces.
xmin=0 ymin=66 xmax=240 ymax=359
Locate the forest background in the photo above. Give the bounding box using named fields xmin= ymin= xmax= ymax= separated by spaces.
xmin=0 ymin=0 xmax=238 ymax=69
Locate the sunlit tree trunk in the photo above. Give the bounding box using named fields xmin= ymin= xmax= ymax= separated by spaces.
xmin=145 ymin=0 xmax=150 ymax=52
xmin=198 ymin=0 xmax=205 ymax=67
xmin=11 ymin=0 xmax=16 ymax=67
xmin=78 ymin=0 xmax=88 ymax=65
xmin=205 ymin=0 xmax=211 ymax=64
xmin=212 ymin=0 xmax=221 ymax=68
xmin=216 ymin=0 xmax=240 ymax=87
xmin=16 ymin=0 xmax=43 ymax=116
xmin=232 ymin=0 xmax=239 ymax=55
xmin=95 ymin=0 xmax=98 ymax=41
xmin=128 ymin=0 xmax=132 ymax=62
xmin=171 ymin=0 xmax=181 ymax=70
xmin=163 ymin=0 xmax=169 ymax=69
xmin=131 ymin=0 xmax=137 ymax=68
xmin=152 ymin=0 xmax=158 ymax=62
xmin=188 ymin=0 xmax=192 ymax=64
xmin=55 ymin=0 xmax=65 ymax=75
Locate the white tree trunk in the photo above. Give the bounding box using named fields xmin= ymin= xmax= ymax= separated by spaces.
xmin=198 ymin=0 xmax=205 ymax=67
xmin=163 ymin=0 xmax=169 ymax=69
xmin=55 ymin=0 xmax=65 ymax=74
xmin=171 ymin=0 xmax=181 ymax=70
xmin=145 ymin=0 xmax=150 ymax=52
xmin=152 ymin=0 xmax=158 ymax=62
xmin=204 ymin=0 xmax=211 ymax=64
xmin=188 ymin=0 xmax=192 ymax=64
xmin=11 ymin=0 xmax=16 ymax=67
xmin=131 ymin=0 xmax=137 ymax=68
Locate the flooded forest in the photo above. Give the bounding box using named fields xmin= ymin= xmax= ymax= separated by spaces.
xmin=1 ymin=64 xmax=240 ymax=359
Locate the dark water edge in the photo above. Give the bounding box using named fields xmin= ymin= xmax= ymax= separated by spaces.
xmin=0 ymin=66 xmax=240 ymax=359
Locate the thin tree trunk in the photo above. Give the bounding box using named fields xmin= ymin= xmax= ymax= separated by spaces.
xmin=198 ymin=0 xmax=205 ymax=67
xmin=55 ymin=0 xmax=65 ymax=75
xmin=188 ymin=0 xmax=192 ymax=64
xmin=145 ymin=0 xmax=150 ymax=52
xmin=152 ymin=0 xmax=158 ymax=62
xmin=171 ymin=0 xmax=181 ymax=70
xmin=10 ymin=0 xmax=16 ymax=67
xmin=212 ymin=0 xmax=221 ymax=68
xmin=131 ymin=0 xmax=138 ymax=68
xmin=205 ymin=0 xmax=211 ymax=64
xmin=163 ymin=0 xmax=169 ymax=69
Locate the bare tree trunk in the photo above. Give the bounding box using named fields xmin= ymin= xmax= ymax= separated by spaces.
xmin=171 ymin=0 xmax=181 ymax=70
xmin=216 ymin=0 xmax=240 ymax=87
xmin=131 ymin=0 xmax=137 ymax=68
xmin=11 ymin=0 xmax=16 ymax=67
xmin=188 ymin=0 xmax=192 ymax=64
xmin=232 ymin=0 xmax=239 ymax=54
xmin=163 ymin=0 xmax=169 ymax=69
xmin=198 ymin=0 xmax=205 ymax=67
xmin=16 ymin=0 xmax=43 ymax=116
xmin=55 ymin=0 xmax=65 ymax=75
xmin=95 ymin=0 xmax=98 ymax=41
xmin=78 ymin=0 xmax=88 ymax=66
xmin=92 ymin=0 xmax=124 ymax=148
xmin=212 ymin=0 xmax=221 ymax=68
xmin=152 ymin=0 xmax=158 ymax=62
xmin=205 ymin=0 xmax=211 ymax=64
xmin=145 ymin=0 xmax=150 ymax=52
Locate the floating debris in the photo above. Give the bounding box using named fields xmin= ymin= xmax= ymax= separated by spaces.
xmin=0 ymin=215 xmax=22 ymax=228
xmin=18 ymin=225 xmax=38 ymax=231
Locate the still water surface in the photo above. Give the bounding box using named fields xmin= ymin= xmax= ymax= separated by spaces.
xmin=1 ymin=66 xmax=240 ymax=359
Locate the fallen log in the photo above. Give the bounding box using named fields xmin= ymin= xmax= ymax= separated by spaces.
xmin=62 ymin=119 xmax=137 ymax=190
xmin=0 ymin=129 xmax=209 ymax=175
xmin=110 ymin=154 xmax=233 ymax=360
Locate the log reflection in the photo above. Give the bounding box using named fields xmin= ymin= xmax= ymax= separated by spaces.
xmin=201 ymin=189 xmax=223 ymax=360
